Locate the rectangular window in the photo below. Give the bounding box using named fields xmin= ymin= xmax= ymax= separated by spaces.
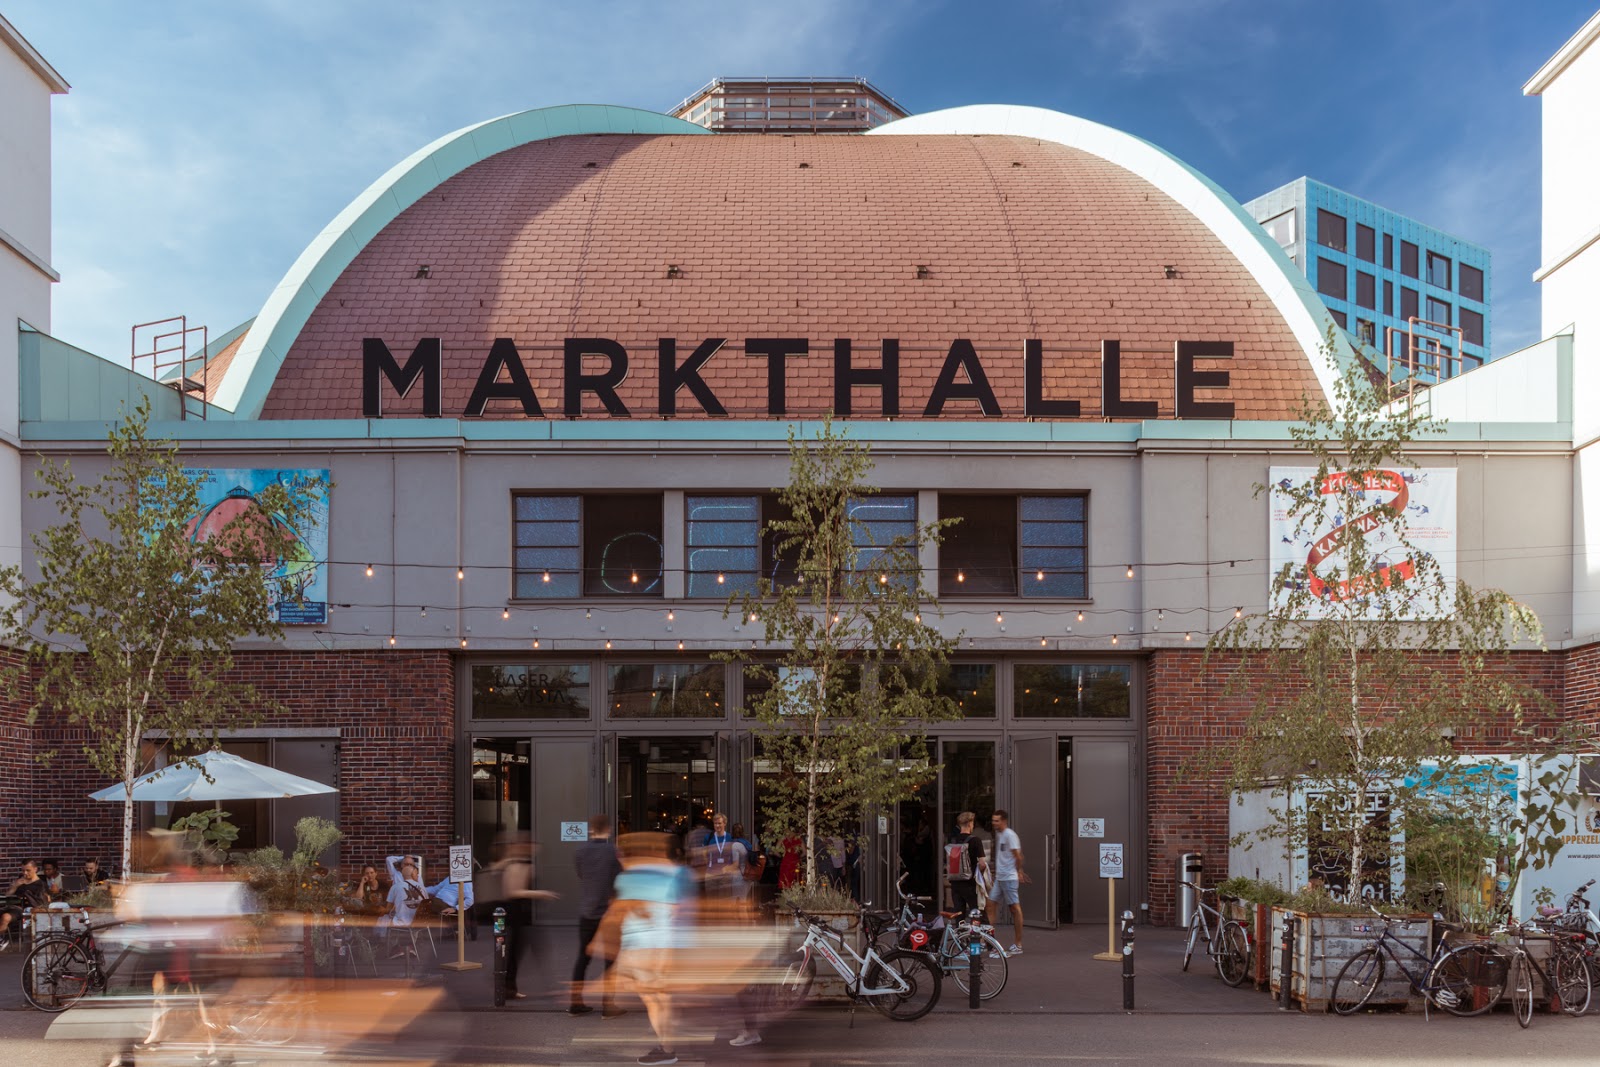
xmin=1317 ymin=257 xmax=1347 ymax=300
xmin=940 ymin=495 xmax=1086 ymax=598
xmin=1330 ymin=308 xmax=1348 ymax=329
xmin=1356 ymin=271 xmax=1376 ymax=310
xmin=1384 ymin=279 xmax=1394 ymax=317
xmin=1461 ymin=307 xmax=1484 ymax=347
xmin=1014 ymin=663 xmax=1132 ymax=718
xmin=1261 ymin=210 xmax=1296 ymax=251
xmin=1460 ymin=263 xmax=1485 ymax=302
xmin=1355 ymin=224 xmax=1375 ymax=262
xmin=1383 ymin=233 xmax=1394 ymax=270
xmin=1427 ymin=251 xmax=1452 ymax=289
xmin=472 ymin=664 xmax=591 ymax=719
xmin=850 ymin=494 xmax=917 ymax=580
xmin=609 ymin=662 xmax=725 ymax=718
xmin=1401 ymin=287 xmax=1419 ymax=322
xmin=1317 ymin=208 xmax=1347 ymax=251
xmin=939 ymin=663 xmax=997 ymax=719
xmin=1401 ymin=240 xmax=1419 ymax=278
xmin=686 ymin=495 xmax=760 ymax=596
xmin=1357 ymin=319 xmax=1376 ymax=347
xmin=513 ymin=494 xmax=663 ymax=598
xmin=741 ymin=662 xmax=860 ymax=717
xmin=1426 ymin=296 xmax=1452 ymax=326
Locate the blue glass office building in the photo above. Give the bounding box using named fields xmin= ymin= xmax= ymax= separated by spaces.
xmin=1244 ymin=178 xmax=1491 ymax=373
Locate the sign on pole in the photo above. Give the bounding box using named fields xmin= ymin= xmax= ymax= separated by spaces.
xmin=449 ymin=843 xmax=474 ymax=884
xmin=1099 ymin=843 xmax=1124 ymax=879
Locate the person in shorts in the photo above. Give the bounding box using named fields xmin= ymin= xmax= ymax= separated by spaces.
xmin=985 ymin=810 xmax=1029 ymax=955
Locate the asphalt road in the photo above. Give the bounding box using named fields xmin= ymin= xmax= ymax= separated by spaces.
xmin=6 ymin=999 xmax=1599 ymax=1066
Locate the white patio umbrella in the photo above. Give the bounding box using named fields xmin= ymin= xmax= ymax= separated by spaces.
xmin=88 ymin=748 xmax=337 ymax=802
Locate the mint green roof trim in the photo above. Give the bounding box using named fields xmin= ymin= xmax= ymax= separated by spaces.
xmin=870 ymin=105 xmax=1353 ymax=407
xmin=213 ymin=105 xmax=708 ymax=420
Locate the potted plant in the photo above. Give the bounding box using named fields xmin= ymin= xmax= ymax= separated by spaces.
xmin=1218 ymin=875 xmax=1289 ymax=989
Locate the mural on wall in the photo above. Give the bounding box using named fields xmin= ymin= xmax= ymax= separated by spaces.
xmin=1268 ymin=467 xmax=1456 ymax=619
xmin=182 ymin=468 xmax=331 ymax=624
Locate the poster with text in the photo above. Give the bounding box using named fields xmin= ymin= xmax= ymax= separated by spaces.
xmin=182 ymin=468 xmax=331 ymax=624
xmin=1268 ymin=467 xmax=1455 ymax=619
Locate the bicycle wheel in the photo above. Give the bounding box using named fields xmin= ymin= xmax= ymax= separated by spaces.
xmin=1181 ymin=918 xmax=1203 ymax=972
xmin=864 ymin=949 xmax=941 ymax=1021
xmin=22 ymin=938 xmax=95 ymax=1012
xmin=1217 ymin=921 xmax=1252 ymax=988
xmin=766 ymin=951 xmax=815 ymax=1017
xmin=1429 ymin=943 xmax=1508 ymax=1017
xmin=1330 ymin=947 xmax=1385 ymax=1015
xmin=950 ymin=928 xmax=1009 ymax=1000
xmin=1554 ymin=940 xmax=1592 ymax=1017
xmin=1511 ymin=952 xmax=1533 ymax=1028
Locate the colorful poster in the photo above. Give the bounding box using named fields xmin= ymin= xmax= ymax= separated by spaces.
xmin=182 ymin=468 xmax=331 ymax=624
xmin=1268 ymin=467 xmax=1455 ymax=619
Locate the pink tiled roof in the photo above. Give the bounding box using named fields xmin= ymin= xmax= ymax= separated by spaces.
xmin=261 ymin=133 xmax=1322 ymax=420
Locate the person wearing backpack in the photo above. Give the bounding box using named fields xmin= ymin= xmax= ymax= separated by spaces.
xmin=945 ymin=811 xmax=988 ymax=917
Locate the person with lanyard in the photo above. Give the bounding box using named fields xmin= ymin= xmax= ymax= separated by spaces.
xmin=703 ymin=814 xmax=745 ymax=898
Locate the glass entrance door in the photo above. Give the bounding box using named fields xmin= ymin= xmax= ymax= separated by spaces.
xmin=616 ymin=736 xmax=718 ymax=845
xmin=470 ymin=738 xmax=530 ymax=869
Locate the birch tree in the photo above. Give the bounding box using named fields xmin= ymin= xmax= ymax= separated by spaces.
xmin=0 ymin=399 xmax=327 ymax=876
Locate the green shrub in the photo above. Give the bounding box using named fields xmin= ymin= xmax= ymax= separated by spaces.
xmin=1217 ymin=875 xmax=1290 ymax=906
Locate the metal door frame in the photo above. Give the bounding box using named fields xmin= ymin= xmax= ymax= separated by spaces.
xmin=1008 ymin=732 xmax=1060 ymax=929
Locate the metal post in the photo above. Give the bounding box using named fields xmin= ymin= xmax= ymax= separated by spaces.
xmin=333 ymin=905 xmax=347 ymax=985
xmin=1278 ymin=914 xmax=1296 ymax=1011
xmin=968 ymin=916 xmax=983 ymax=1009
xmin=1120 ymin=910 xmax=1135 ymax=1011
xmin=492 ymin=906 xmax=508 ymax=1008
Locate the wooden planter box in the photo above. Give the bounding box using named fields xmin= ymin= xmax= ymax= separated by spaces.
xmin=787 ymin=911 xmax=861 ymax=1001
xmin=1269 ymin=907 xmax=1432 ymax=1012
xmin=1224 ymin=900 xmax=1274 ymax=991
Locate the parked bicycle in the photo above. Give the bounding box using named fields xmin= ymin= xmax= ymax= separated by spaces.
xmin=771 ymin=906 xmax=942 ymax=1021
xmin=1329 ymin=907 xmax=1507 ymax=1017
xmin=1533 ymin=877 xmax=1600 ymax=1001
xmin=871 ymin=874 xmax=1008 ymax=1000
xmin=1499 ymin=918 xmax=1591 ymax=1026
xmin=21 ymin=913 xmax=134 ymax=1011
xmin=1179 ymin=881 xmax=1251 ymax=986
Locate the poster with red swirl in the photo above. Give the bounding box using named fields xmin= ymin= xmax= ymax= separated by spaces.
xmin=1268 ymin=467 xmax=1455 ymax=619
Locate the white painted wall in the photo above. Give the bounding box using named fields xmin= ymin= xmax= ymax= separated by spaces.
xmin=0 ymin=25 xmax=63 ymax=578
xmin=1420 ymin=336 xmax=1568 ymax=426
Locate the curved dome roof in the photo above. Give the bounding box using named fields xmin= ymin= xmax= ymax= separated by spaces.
xmin=220 ymin=104 xmax=1342 ymax=422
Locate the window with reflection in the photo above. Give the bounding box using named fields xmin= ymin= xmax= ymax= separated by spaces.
xmin=939 ymin=663 xmax=997 ymax=718
xmin=472 ymin=664 xmax=591 ymax=719
xmin=609 ymin=662 xmax=726 ymax=718
xmin=513 ymin=494 xmax=663 ymax=598
xmin=850 ymin=495 xmax=917 ymax=582
xmin=686 ymin=494 xmax=797 ymax=596
xmin=1014 ymin=663 xmax=1132 ymax=718
xmin=742 ymin=661 xmax=863 ymax=717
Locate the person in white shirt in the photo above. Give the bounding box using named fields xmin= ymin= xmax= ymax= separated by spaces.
xmin=985 ymin=810 xmax=1029 ymax=955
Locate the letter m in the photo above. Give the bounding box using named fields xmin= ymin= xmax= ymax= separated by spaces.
xmin=363 ymin=338 xmax=442 ymax=417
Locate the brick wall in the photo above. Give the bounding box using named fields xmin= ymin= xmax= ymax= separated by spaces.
xmin=0 ymin=646 xmax=36 ymax=875
xmin=1145 ymin=646 xmax=1567 ymax=924
xmin=1565 ymin=641 xmax=1600 ymax=730
xmin=22 ymin=650 xmax=457 ymax=878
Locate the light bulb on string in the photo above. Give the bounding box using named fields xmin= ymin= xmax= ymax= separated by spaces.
xmin=1040 ymin=638 xmax=1047 ymax=647
xmin=388 ymin=635 xmax=396 ymax=646
xmin=364 ymin=563 xmax=374 ymax=578
xmin=677 ymin=640 xmax=684 ymax=651
xmin=748 ymin=612 xmax=759 ymax=624
xmin=1036 ymin=569 xmax=1045 ymax=581
xmin=419 ymin=606 xmax=427 ymax=618
xmin=667 ymin=609 xmax=675 ymax=621
xmin=1076 ymin=610 xmax=1084 ymax=622
xmin=1234 ymin=606 xmax=1243 ymax=618
xmin=1125 ymin=564 xmax=1134 ymax=579
xmin=585 ymin=609 xmax=592 ymax=620
xmin=459 ymin=638 xmax=468 ymax=648
xmin=957 ymin=570 xmax=966 ymax=583
xmin=995 ymin=612 xmax=1004 ymax=624
xmin=717 ymin=573 xmax=725 ymax=585
xmin=914 ymin=613 xmax=922 ymax=624
xmin=1184 ymin=632 xmax=1192 ymax=642
xmin=1111 ymin=634 xmax=1119 ymax=645
xmin=879 ymin=573 xmax=888 ymax=585
xmin=532 ymin=638 xmax=540 ymax=649
xmin=604 ymin=639 xmax=612 ymax=650
xmin=631 ymin=570 xmax=639 ymax=584
xmin=542 ymin=571 xmax=550 ymax=583
xmin=457 ymin=567 xmax=465 ymax=581
xmin=502 ymin=606 xmax=510 ymax=620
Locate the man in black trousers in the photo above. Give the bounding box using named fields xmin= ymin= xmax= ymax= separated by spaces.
xmin=570 ymin=815 xmax=624 ymax=1017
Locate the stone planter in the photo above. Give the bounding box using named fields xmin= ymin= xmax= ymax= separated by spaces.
xmin=1269 ymin=907 xmax=1432 ymax=1012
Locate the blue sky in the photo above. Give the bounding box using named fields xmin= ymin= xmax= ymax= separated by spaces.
xmin=9 ymin=1 xmax=1594 ymax=365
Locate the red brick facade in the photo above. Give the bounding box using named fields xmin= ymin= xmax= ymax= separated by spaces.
xmin=1144 ymin=646 xmax=1570 ymax=924
xmin=1 ymin=646 xmax=36 ymax=875
xmin=8 ymin=650 xmax=457 ymax=878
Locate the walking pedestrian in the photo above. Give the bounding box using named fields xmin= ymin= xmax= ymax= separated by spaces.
xmin=945 ymin=811 xmax=988 ymax=917
xmin=985 ymin=810 xmax=1028 ymax=955
xmin=570 ymin=815 xmax=623 ymax=1017
xmin=480 ymin=833 xmax=557 ymax=999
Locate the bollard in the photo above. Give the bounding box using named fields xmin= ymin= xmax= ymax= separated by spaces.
xmin=333 ymin=905 xmax=347 ymax=985
xmin=968 ymin=913 xmax=983 ymax=1009
xmin=492 ymin=906 xmax=508 ymax=1008
xmin=1120 ymin=910 xmax=1135 ymax=1011
xmin=1278 ymin=914 xmax=1296 ymax=1011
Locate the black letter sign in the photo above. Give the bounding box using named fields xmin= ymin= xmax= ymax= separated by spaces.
xmin=745 ymin=338 xmax=810 ymax=416
xmin=833 ymin=339 xmax=901 ymax=417
xmin=1174 ymin=341 xmax=1235 ymax=419
xmin=363 ymin=338 xmax=442 ymax=418
xmin=924 ymin=340 xmax=1001 ymax=417
xmin=1023 ymin=340 xmax=1080 ymax=417
xmin=563 ymin=338 xmax=630 ymax=417
xmin=463 ymin=338 xmax=544 ymax=417
xmin=658 ymin=338 xmax=727 ymax=417
xmin=1100 ymin=340 xmax=1158 ymax=418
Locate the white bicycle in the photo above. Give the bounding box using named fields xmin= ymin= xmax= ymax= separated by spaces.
xmin=767 ymin=907 xmax=942 ymax=1021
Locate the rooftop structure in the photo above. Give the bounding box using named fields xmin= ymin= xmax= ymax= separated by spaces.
xmin=668 ymin=76 xmax=908 ymax=133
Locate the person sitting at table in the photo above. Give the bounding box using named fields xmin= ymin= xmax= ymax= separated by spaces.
xmin=381 ymin=856 xmax=429 ymax=953
xmin=349 ymin=863 xmax=387 ymax=914
xmin=81 ymin=858 xmax=110 ymax=886
xmin=40 ymin=859 xmax=65 ymax=902
xmin=0 ymin=859 xmax=50 ymax=950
